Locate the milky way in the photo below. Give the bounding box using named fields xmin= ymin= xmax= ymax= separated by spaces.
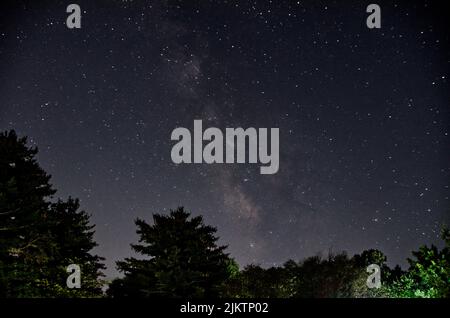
xmin=0 ymin=0 xmax=449 ymax=278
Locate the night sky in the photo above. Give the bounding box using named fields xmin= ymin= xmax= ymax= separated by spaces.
xmin=1 ymin=0 xmax=449 ymax=279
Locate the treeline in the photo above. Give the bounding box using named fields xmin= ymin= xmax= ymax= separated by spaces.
xmin=0 ymin=130 xmax=449 ymax=298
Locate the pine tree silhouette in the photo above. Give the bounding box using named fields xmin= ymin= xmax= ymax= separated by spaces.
xmin=0 ymin=130 xmax=104 ymax=297
xmin=108 ymin=207 xmax=231 ymax=298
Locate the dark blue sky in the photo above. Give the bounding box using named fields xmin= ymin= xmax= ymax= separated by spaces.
xmin=1 ymin=0 xmax=449 ymax=279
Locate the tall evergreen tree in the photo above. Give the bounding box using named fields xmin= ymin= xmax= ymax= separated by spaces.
xmin=0 ymin=130 xmax=104 ymax=297
xmin=44 ymin=198 xmax=105 ymax=297
xmin=0 ymin=130 xmax=56 ymax=297
xmin=108 ymin=207 xmax=231 ymax=298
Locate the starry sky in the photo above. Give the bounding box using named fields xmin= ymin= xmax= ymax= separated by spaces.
xmin=0 ymin=0 xmax=449 ymax=279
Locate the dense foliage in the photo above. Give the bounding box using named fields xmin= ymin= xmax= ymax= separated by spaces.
xmin=108 ymin=207 xmax=231 ymax=297
xmin=0 ymin=131 xmax=104 ymax=297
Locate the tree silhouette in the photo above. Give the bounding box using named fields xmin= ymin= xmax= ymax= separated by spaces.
xmin=0 ymin=130 xmax=104 ymax=297
xmin=0 ymin=130 xmax=55 ymax=297
xmin=45 ymin=198 xmax=105 ymax=296
xmin=108 ymin=207 xmax=232 ymax=298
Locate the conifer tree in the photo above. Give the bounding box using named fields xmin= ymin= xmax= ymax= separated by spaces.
xmin=109 ymin=207 xmax=231 ymax=298
xmin=0 ymin=130 xmax=104 ymax=297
